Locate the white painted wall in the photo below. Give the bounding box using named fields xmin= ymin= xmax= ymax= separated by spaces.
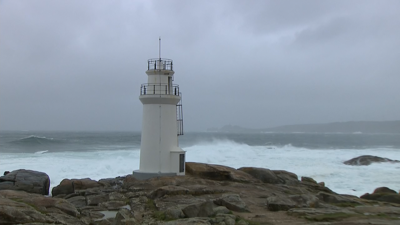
xmin=137 ymin=63 xmax=185 ymax=176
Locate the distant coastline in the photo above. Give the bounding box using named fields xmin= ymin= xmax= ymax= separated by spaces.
xmin=208 ymin=120 xmax=400 ymax=134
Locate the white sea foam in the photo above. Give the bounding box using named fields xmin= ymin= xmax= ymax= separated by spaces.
xmin=34 ymin=150 xmax=49 ymax=154
xmin=1 ymin=139 xmax=399 ymax=196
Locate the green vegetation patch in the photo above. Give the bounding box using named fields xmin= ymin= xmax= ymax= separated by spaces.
xmin=152 ymin=211 xmax=167 ymax=221
xmin=146 ymin=199 xmax=157 ymax=211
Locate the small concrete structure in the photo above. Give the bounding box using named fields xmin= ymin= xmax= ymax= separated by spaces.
xmin=133 ymin=57 xmax=185 ymax=180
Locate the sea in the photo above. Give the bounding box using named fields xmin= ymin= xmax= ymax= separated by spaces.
xmin=1 ymin=131 xmax=399 ymax=197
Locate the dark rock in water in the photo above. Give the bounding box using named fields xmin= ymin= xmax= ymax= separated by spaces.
xmin=238 ymin=167 xmax=280 ymax=184
xmin=343 ymin=155 xmax=400 ymax=166
xmin=0 ymin=169 xmax=50 ymax=195
xmin=3 ymin=171 xmax=10 ymax=176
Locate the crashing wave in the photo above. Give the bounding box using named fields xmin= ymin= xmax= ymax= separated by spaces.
xmin=10 ymin=135 xmax=56 ymax=145
xmin=34 ymin=150 xmax=49 ymax=154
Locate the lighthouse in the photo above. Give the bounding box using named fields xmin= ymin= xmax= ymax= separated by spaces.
xmin=133 ymin=45 xmax=185 ymax=180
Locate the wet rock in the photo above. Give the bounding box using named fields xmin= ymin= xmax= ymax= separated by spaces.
xmin=214 ymin=193 xmax=249 ymax=212
xmin=238 ymin=167 xmax=280 ymax=184
xmin=0 ymin=169 xmax=50 ymax=195
xmin=344 ymin=155 xmax=400 ymax=166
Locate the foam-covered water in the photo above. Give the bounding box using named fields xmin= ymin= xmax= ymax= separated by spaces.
xmin=0 ymin=131 xmax=399 ymax=196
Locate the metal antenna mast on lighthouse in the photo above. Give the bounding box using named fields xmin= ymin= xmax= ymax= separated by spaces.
xmin=159 ymin=37 xmax=161 ymax=59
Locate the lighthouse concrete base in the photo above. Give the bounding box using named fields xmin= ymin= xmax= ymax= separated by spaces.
xmin=132 ymin=170 xmax=178 ymax=180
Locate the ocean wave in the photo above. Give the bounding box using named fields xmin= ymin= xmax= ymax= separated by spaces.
xmin=34 ymin=150 xmax=49 ymax=154
xmin=10 ymin=135 xmax=60 ymax=145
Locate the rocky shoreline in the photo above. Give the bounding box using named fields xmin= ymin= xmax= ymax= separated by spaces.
xmin=1 ymin=162 xmax=400 ymax=225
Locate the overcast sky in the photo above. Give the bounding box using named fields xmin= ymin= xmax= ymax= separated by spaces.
xmin=1 ymin=0 xmax=399 ymax=131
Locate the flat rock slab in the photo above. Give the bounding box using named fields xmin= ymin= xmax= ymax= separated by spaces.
xmin=214 ymin=194 xmax=249 ymax=212
xmin=354 ymin=205 xmax=400 ymax=216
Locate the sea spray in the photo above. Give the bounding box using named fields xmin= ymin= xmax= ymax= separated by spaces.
xmin=1 ymin=131 xmax=399 ymax=196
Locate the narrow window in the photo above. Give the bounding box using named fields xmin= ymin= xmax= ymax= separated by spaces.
xmin=179 ymin=154 xmax=185 ymax=172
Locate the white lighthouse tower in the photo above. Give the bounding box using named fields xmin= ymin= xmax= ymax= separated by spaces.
xmin=133 ymin=43 xmax=185 ymax=180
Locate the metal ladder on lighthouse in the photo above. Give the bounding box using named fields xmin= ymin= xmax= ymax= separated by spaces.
xmin=176 ymin=98 xmax=184 ymax=136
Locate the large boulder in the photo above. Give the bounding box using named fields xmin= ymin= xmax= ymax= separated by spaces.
xmin=0 ymin=169 xmax=50 ymax=195
xmin=238 ymin=167 xmax=280 ymax=184
xmin=0 ymin=190 xmax=82 ymax=224
xmin=182 ymin=200 xmax=215 ymax=217
xmin=52 ymin=178 xmax=102 ymax=196
xmin=360 ymin=186 xmax=400 ymax=204
xmin=214 ymin=194 xmax=249 ymax=212
xmin=185 ymin=162 xmax=259 ymax=183
xmin=344 ymin=155 xmax=400 ymax=166
xmin=373 ymin=187 xmax=397 ymax=194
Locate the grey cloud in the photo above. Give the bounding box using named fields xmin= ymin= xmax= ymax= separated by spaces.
xmin=1 ymin=0 xmax=399 ymax=131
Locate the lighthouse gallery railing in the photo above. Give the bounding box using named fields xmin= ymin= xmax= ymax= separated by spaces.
xmin=147 ymin=58 xmax=173 ymax=71
xmin=140 ymin=83 xmax=181 ymax=96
